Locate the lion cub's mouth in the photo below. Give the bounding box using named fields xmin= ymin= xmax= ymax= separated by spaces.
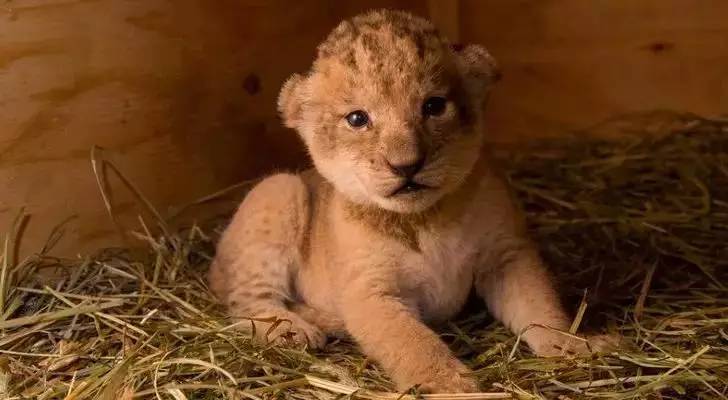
xmin=389 ymin=181 xmax=432 ymax=197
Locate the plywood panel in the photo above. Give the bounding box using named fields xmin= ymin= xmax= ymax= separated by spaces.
xmin=460 ymin=0 xmax=728 ymax=142
xmin=2 ymin=1 xmax=726 ymax=257
xmin=0 ymin=0 xmax=428 ymax=257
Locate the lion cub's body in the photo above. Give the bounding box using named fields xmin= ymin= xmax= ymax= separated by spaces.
xmin=209 ymin=9 xmax=614 ymax=393
xmin=295 ymin=157 xmax=513 ymax=327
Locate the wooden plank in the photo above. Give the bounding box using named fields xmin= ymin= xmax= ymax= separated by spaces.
xmin=427 ymin=0 xmax=460 ymax=42
xmin=3 ymin=0 xmax=726 ymax=257
xmin=461 ymin=0 xmax=728 ymax=142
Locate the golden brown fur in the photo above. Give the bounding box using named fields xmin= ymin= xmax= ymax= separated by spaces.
xmin=209 ymin=10 xmax=616 ymax=393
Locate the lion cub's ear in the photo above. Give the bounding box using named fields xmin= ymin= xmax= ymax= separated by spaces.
xmin=453 ymin=44 xmax=501 ymax=97
xmin=278 ymin=73 xmax=306 ymax=129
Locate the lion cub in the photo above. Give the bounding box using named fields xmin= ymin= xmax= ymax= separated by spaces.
xmin=209 ymin=9 xmax=613 ymax=393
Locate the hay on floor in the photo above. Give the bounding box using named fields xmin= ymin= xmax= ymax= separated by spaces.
xmin=1 ymin=112 xmax=726 ymax=399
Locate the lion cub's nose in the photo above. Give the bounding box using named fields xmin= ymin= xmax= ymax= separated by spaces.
xmin=388 ymin=157 xmax=425 ymax=179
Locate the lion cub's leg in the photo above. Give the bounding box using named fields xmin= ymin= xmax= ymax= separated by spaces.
xmin=476 ymin=239 xmax=616 ymax=356
xmin=341 ymin=287 xmax=478 ymax=393
xmin=208 ymin=174 xmax=325 ymax=348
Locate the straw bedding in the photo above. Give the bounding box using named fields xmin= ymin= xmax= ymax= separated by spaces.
xmin=1 ymin=112 xmax=726 ymax=399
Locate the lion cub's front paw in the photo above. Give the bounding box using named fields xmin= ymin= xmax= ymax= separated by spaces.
xmin=419 ymin=373 xmax=479 ymax=393
xmin=531 ymin=332 xmax=621 ymax=357
xmin=248 ymin=312 xmax=327 ymax=349
xmin=410 ymin=358 xmax=479 ymax=393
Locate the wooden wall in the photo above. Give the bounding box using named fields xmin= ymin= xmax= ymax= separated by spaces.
xmin=1 ymin=0 xmax=726 ymax=257
xmin=461 ymin=0 xmax=728 ymax=141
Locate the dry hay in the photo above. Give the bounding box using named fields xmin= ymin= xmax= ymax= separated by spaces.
xmin=1 ymin=112 xmax=726 ymax=399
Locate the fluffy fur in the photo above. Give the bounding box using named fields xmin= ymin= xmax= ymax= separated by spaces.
xmin=209 ymin=9 xmax=616 ymax=393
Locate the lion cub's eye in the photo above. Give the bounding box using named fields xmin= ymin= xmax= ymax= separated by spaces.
xmin=345 ymin=110 xmax=369 ymax=128
xmin=422 ymin=97 xmax=447 ymax=117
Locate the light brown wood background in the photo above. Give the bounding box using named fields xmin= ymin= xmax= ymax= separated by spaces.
xmin=1 ymin=0 xmax=726 ymax=257
xmin=461 ymin=0 xmax=728 ymax=141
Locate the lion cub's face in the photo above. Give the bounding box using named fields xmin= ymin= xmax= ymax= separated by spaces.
xmin=279 ymin=10 xmax=498 ymax=213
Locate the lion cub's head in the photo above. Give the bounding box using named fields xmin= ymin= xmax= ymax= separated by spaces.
xmin=279 ymin=9 xmax=499 ymax=213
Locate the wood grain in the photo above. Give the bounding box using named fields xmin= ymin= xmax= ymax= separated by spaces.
xmin=0 ymin=0 xmax=427 ymax=257
xmin=427 ymin=0 xmax=460 ymax=42
xmin=461 ymin=0 xmax=728 ymax=142
xmin=1 ymin=0 xmax=726 ymax=257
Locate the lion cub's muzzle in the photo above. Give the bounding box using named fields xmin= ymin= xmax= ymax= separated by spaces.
xmin=383 ymin=155 xmax=436 ymax=197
